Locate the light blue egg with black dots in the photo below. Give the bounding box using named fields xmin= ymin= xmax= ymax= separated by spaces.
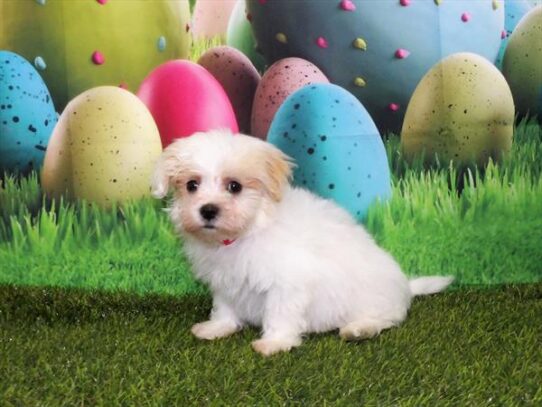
xmin=268 ymin=83 xmax=391 ymax=222
xmin=0 ymin=51 xmax=57 ymax=174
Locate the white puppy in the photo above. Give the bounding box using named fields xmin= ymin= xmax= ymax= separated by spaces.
xmin=152 ymin=130 xmax=453 ymax=356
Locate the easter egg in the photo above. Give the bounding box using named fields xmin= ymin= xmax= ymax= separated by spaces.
xmin=0 ymin=0 xmax=191 ymax=110
xmin=41 ymin=87 xmax=162 ymax=206
xmin=495 ymin=0 xmax=533 ymax=68
xmin=192 ymin=0 xmax=237 ymax=39
xmin=247 ymin=0 xmax=504 ymax=134
xmin=137 ymin=60 xmax=239 ymax=147
xmin=268 ymin=83 xmax=391 ymax=221
xmin=0 ymin=51 xmax=57 ymax=174
xmin=251 ymin=58 xmax=329 ymax=140
xmin=502 ymin=6 xmax=542 ymax=118
xmin=226 ymin=0 xmax=267 ymax=72
xmin=401 ymin=53 xmax=514 ymax=167
xmin=198 ymin=46 xmax=260 ymax=135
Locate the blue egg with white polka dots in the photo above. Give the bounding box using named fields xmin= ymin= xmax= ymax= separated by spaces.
xmin=0 ymin=51 xmax=57 ymax=174
xmin=268 ymin=83 xmax=391 ymax=222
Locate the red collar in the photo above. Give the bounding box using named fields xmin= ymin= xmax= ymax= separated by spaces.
xmin=222 ymin=239 xmax=236 ymax=246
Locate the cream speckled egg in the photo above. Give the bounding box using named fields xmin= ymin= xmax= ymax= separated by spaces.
xmin=41 ymin=86 xmax=162 ymax=206
xmin=401 ymin=53 xmax=514 ymax=167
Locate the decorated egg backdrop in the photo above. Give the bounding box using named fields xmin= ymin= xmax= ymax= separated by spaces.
xmin=0 ymin=0 xmax=191 ymax=110
xmin=268 ymin=83 xmax=391 ymax=221
xmin=247 ymin=0 xmax=505 ymax=134
xmin=0 ymin=51 xmax=57 ymax=174
xmin=41 ymin=87 xmax=162 ymax=207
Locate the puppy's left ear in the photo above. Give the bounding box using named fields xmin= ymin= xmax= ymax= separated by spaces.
xmin=261 ymin=143 xmax=295 ymax=202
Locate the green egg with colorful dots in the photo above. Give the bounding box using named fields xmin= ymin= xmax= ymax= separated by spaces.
xmin=401 ymin=52 xmax=514 ymax=167
xmin=0 ymin=0 xmax=191 ymax=110
xmin=226 ymin=0 xmax=267 ymax=72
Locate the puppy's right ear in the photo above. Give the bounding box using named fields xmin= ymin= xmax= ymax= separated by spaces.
xmin=150 ymin=141 xmax=184 ymax=199
xmin=151 ymin=154 xmax=171 ymax=199
xmin=260 ymin=142 xmax=295 ymax=202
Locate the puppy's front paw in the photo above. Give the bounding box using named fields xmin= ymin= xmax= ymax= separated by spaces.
xmin=251 ymin=337 xmax=301 ymax=357
xmin=191 ymin=320 xmax=239 ymax=340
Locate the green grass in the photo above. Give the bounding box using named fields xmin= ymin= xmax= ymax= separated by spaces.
xmin=1 ymin=283 xmax=541 ymax=405
xmin=1 ymin=118 xmax=541 ymax=294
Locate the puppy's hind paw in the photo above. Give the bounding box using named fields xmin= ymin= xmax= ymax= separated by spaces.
xmin=339 ymin=318 xmax=395 ymax=341
xmin=251 ymin=337 xmax=301 ymax=357
xmin=191 ymin=320 xmax=240 ymax=340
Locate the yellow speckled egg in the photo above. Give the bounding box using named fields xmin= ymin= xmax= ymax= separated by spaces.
xmin=41 ymin=86 xmax=162 ymax=206
xmin=401 ymin=52 xmax=515 ymax=167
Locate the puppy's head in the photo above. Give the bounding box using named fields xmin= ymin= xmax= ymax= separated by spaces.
xmin=152 ymin=129 xmax=294 ymax=245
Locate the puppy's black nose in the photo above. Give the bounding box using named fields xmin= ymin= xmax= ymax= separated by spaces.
xmin=200 ymin=204 xmax=220 ymax=221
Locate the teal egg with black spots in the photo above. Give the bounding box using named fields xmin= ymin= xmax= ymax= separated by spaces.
xmin=268 ymin=83 xmax=391 ymax=221
xmin=0 ymin=51 xmax=57 ymax=174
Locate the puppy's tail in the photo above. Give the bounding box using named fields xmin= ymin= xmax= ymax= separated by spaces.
xmin=409 ymin=276 xmax=454 ymax=296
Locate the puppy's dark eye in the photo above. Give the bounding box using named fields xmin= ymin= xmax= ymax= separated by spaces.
xmin=227 ymin=181 xmax=243 ymax=194
xmin=186 ymin=180 xmax=199 ymax=193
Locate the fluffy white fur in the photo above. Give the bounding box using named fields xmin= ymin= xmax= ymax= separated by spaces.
xmin=152 ymin=130 xmax=453 ymax=356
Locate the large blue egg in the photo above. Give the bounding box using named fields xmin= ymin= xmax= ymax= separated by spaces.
xmin=0 ymin=51 xmax=57 ymax=174
xmin=268 ymin=83 xmax=391 ymax=221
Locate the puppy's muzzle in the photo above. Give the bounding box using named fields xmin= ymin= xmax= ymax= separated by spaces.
xmin=200 ymin=204 xmax=220 ymax=224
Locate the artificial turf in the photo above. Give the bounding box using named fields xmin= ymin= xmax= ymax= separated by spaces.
xmin=1 ymin=283 xmax=541 ymax=405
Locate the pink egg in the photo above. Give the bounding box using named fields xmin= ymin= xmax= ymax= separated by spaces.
xmin=198 ymin=46 xmax=261 ymax=135
xmin=192 ymin=0 xmax=237 ymax=39
xmin=137 ymin=60 xmax=239 ymax=147
xmin=251 ymin=57 xmax=329 ymax=140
